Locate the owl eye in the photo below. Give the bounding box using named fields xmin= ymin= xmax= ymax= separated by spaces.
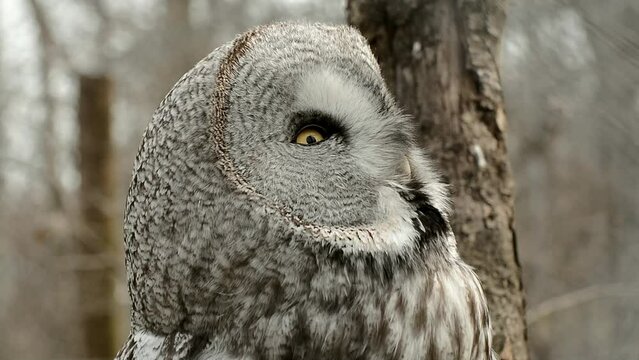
xmin=294 ymin=125 xmax=328 ymax=145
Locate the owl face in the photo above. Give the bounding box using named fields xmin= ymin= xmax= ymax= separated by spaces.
xmin=217 ymin=24 xmax=451 ymax=255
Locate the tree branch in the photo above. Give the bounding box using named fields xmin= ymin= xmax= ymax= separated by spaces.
xmin=527 ymin=282 xmax=639 ymax=324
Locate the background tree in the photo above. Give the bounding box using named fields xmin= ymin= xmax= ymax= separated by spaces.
xmin=347 ymin=1 xmax=528 ymax=359
xmin=12 ymin=0 xmax=118 ymax=358
xmin=76 ymin=74 xmax=116 ymax=358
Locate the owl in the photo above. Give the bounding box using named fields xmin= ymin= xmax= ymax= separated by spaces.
xmin=116 ymin=23 xmax=496 ymax=360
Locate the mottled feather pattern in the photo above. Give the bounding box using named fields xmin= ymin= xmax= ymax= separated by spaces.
xmin=117 ymin=22 xmax=496 ymax=359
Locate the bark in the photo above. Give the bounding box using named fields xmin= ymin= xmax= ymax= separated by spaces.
xmin=347 ymin=1 xmax=528 ymax=359
xmin=77 ymin=75 xmax=117 ymax=358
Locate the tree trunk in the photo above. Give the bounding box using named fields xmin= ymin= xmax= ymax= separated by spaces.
xmin=347 ymin=1 xmax=528 ymax=359
xmin=77 ymin=75 xmax=116 ymax=358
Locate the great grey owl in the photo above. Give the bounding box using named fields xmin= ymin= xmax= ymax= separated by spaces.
xmin=116 ymin=23 xmax=496 ymax=360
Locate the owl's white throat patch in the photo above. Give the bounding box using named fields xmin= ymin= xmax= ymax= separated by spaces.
xmin=298 ymin=185 xmax=423 ymax=256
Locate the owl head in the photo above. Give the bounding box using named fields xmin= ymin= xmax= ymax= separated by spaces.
xmin=124 ymin=23 xmax=457 ymax=335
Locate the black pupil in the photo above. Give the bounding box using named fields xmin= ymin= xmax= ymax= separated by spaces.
xmin=306 ymin=135 xmax=317 ymax=144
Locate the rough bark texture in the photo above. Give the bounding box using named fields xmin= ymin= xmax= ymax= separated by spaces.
xmin=347 ymin=1 xmax=528 ymax=359
xmin=77 ymin=75 xmax=116 ymax=358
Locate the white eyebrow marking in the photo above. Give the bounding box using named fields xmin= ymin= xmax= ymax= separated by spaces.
xmin=294 ymin=68 xmax=380 ymax=129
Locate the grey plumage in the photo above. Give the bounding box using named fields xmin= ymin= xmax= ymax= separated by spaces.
xmin=116 ymin=23 xmax=496 ymax=360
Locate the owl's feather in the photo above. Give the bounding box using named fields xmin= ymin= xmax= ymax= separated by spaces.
xmin=117 ymin=22 xmax=496 ymax=360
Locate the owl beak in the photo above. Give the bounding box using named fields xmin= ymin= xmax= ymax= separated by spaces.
xmin=399 ymin=155 xmax=412 ymax=179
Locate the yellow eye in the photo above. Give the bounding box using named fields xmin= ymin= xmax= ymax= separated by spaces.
xmin=295 ymin=126 xmax=327 ymax=145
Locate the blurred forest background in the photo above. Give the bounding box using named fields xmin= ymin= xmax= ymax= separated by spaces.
xmin=0 ymin=0 xmax=637 ymax=359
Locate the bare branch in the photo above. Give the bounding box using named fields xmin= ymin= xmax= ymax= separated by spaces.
xmin=527 ymin=283 xmax=639 ymax=324
xmin=26 ymin=0 xmax=67 ymax=209
xmin=25 ymin=0 xmax=73 ymax=68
